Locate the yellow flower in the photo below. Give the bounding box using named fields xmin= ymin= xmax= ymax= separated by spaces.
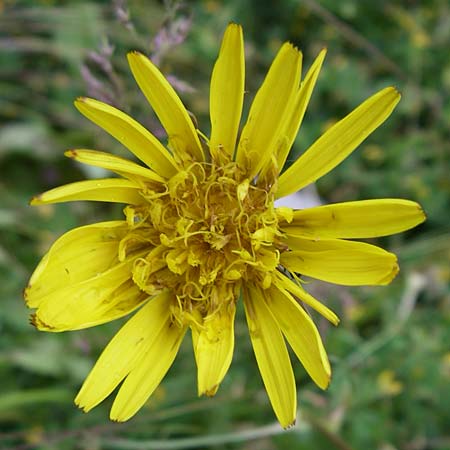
xmin=25 ymin=24 xmax=425 ymax=427
xmin=377 ymin=370 xmax=403 ymax=396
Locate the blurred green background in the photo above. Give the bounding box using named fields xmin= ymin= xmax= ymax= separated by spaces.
xmin=1 ymin=0 xmax=449 ymax=449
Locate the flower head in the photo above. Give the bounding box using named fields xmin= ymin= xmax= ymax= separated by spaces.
xmin=25 ymin=24 xmax=425 ymax=427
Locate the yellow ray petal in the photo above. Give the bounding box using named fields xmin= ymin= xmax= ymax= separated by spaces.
xmin=25 ymin=221 xmax=127 ymax=307
xmin=268 ymin=286 xmax=331 ymax=389
xmin=209 ymin=23 xmax=245 ymax=158
xmin=243 ymin=285 xmax=296 ymax=428
xmin=30 ymin=243 xmax=146 ymax=331
xmin=75 ymin=97 xmax=178 ymax=178
xmin=236 ymin=43 xmax=302 ymax=177
xmin=276 ymin=49 xmax=326 ymax=171
xmin=127 ymin=51 xmax=204 ymax=162
xmin=75 ymin=291 xmax=173 ymax=413
xmin=282 ymin=199 xmax=426 ymax=239
xmin=33 ymin=278 xmax=148 ymax=332
xmin=30 ymin=179 xmax=143 ymax=205
xmin=277 ymin=87 xmax=401 ymax=198
xmin=110 ymin=305 xmax=187 ymax=421
xmin=65 ymin=149 xmax=165 ymax=183
xmin=192 ymin=304 xmax=236 ymax=396
xmin=281 ymin=237 xmax=399 ymax=286
xmin=274 ymin=271 xmax=339 ymax=325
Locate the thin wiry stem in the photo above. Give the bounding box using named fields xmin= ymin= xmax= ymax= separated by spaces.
xmin=301 ymin=0 xmax=408 ymax=81
xmin=100 ymin=422 xmax=291 ymax=449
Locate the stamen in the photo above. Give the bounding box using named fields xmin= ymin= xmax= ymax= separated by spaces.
xmin=124 ymin=159 xmax=283 ymax=328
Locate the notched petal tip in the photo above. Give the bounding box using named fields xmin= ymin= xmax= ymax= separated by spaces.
xmin=386 ymin=86 xmax=402 ymax=101
xmin=73 ymin=397 xmax=86 ymax=411
xmin=64 ymin=149 xmax=77 ymax=158
xmin=127 ymin=50 xmax=146 ymax=63
xmin=74 ymin=391 xmax=93 ymax=413
xmin=109 ymin=412 xmax=123 ymax=422
xmin=74 ymin=97 xmax=107 ymax=112
xmin=201 ymin=384 xmax=219 ymax=397
xmin=23 ymin=285 xmax=31 ymax=301
xmin=379 ymin=260 xmax=400 ymax=285
xmin=110 ymin=409 xmax=131 ymax=422
xmin=30 ymin=314 xmax=56 ymax=331
xmin=417 ymin=204 xmax=427 ymax=223
xmin=225 ymin=22 xmax=243 ymax=33
xmin=74 ymin=97 xmax=96 ymax=113
xmin=282 ymin=41 xmax=302 ymax=56
xmin=29 ymin=195 xmax=42 ymax=206
xmin=283 ymin=418 xmax=297 ymax=430
xmin=29 ymin=313 xmax=37 ymax=328
xmin=74 ymin=96 xmax=89 ymax=106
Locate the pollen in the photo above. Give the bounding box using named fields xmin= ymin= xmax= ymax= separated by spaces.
xmin=125 ymin=156 xmax=282 ymax=328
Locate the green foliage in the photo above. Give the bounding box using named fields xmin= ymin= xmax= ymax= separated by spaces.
xmin=1 ymin=0 xmax=449 ymax=449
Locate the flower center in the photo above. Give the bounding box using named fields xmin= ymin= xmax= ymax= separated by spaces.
xmin=120 ymin=158 xmax=283 ymax=326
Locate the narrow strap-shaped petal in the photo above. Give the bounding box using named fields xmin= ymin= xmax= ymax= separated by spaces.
xmin=127 ymin=51 xmax=204 ymax=162
xmin=281 ymin=237 xmax=399 ymax=286
xmin=192 ymin=304 xmax=236 ymax=396
xmin=282 ymin=199 xmax=426 ymax=239
xmin=110 ymin=304 xmax=187 ymax=421
xmin=243 ymin=284 xmax=296 ymax=428
xmin=65 ymin=149 xmax=165 ymax=183
xmin=29 ymin=246 xmax=147 ymax=332
xmin=30 ymin=179 xmax=143 ymax=205
xmin=33 ymin=277 xmax=148 ymax=332
xmin=274 ymin=271 xmax=339 ymax=325
xmin=236 ymin=43 xmax=302 ymax=177
xmin=268 ymin=286 xmax=331 ymax=389
xmin=75 ymin=291 xmax=174 ymax=413
xmin=75 ymin=98 xmax=178 ymax=178
xmin=25 ymin=221 xmax=127 ymax=307
xmin=209 ymin=23 xmax=245 ymax=158
xmin=277 ymin=87 xmax=401 ymax=198
xmin=276 ymin=49 xmax=326 ymax=172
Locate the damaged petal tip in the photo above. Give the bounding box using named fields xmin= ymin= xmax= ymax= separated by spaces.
xmin=30 ymin=314 xmax=55 ymax=331
xmin=74 ymin=400 xmax=88 ymax=413
xmin=205 ymin=388 xmax=218 ymax=397
xmin=283 ymin=419 xmax=297 ymax=430
xmin=64 ymin=149 xmax=77 ymax=158
xmin=198 ymin=385 xmax=219 ymax=397
xmin=29 ymin=195 xmax=41 ymax=205
xmin=381 ymin=262 xmax=400 ymax=285
xmin=23 ymin=285 xmax=30 ymax=300
xmin=388 ymin=86 xmax=401 ymax=98
xmin=29 ymin=314 xmax=38 ymax=328
xmin=128 ymin=50 xmax=143 ymax=58
xmin=418 ymin=205 xmax=427 ymax=221
xmin=110 ymin=413 xmax=127 ymax=423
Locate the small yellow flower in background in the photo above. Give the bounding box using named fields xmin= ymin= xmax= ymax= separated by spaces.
xmin=25 ymin=24 xmax=425 ymax=428
xmin=377 ymin=370 xmax=404 ymax=396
